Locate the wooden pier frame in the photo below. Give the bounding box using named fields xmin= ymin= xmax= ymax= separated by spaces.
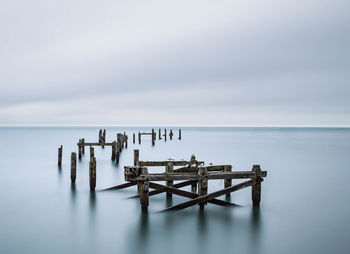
xmin=121 ymin=152 xmax=267 ymax=212
xmin=89 ymin=157 xmax=96 ymax=191
xmin=137 ymin=129 xmax=156 ymax=146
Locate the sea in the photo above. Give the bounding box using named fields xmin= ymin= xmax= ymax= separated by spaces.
xmin=0 ymin=127 xmax=349 ymax=254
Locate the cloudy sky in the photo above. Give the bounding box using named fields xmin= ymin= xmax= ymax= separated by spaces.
xmin=0 ymin=0 xmax=349 ymax=126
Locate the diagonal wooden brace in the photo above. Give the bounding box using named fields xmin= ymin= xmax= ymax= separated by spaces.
xmin=161 ymin=178 xmax=262 ymax=212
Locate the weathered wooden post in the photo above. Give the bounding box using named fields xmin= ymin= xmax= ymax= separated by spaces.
xmin=90 ymin=146 xmax=94 ymax=159
xmin=138 ymin=167 xmax=149 ymax=212
xmin=224 ymin=165 xmax=232 ymax=198
xmin=71 ymin=152 xmax=77 ymax=183
xmin=134 ymin=149 xmax=139 ymax=166
xmin=166 ymin=162 xmax=174 ymax=198
xmin=58 ymin=145 xmax=63 ymax=166
xmin=82 ymin=138 xmax=85 ymax=154
xmin=111 ymin=141 xmax=116 ymax=160
xmin=164 ymin=129 xmax=167 ymax=141
xmin=169 ymin=129 xmax=173 ymax=140
xmin=179 ymin=129 xmax=181 ymax=140
xmin=198 ymin=167 xmax=208 ymax=210
xmin=99 ymin=129 xmax=102 ymax=143
xmin=125 ymin=135 xmax=128 ymax=148
xmin=102 ymin=129 xmax=106 ymax=148
xmin=78 ymin=139 xmax=82 ymax=160
xmin=116 ymin=142 xmax=121 ymax=163
xmin=152 ymin=129 xmax=155 ymax=146
xmin=252 ymin=165 xmax=262 ymax=207
xmin=89 ymin=157 xmax=96 ymax=191
xmin=138 ymin=132 xmax=141 ymax=144
xmin=133 ymin=133 xmax=135 ymax=144
xmin=159 ymin=129 xmax=162 ymax=140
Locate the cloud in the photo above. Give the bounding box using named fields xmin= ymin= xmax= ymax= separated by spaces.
xmin=0 ymin=0 xmax=349 ymax=125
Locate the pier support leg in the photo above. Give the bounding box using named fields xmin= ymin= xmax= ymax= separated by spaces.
xmin=138 ymin=132 xmax=141 ymax=144
xmin=133 ymin=133 xmax=135 ymax=144
xmin=159 ymin=129 xmax=162 ymax=140
xmin=164 ymin=129 xmax=167 ymax=141
xmin=71 ymin=152 xmax=76 ymax=183
xmin=179 ymin=129 xmax=181 ymax=140
xmin=252 ymin=165 xmax=261 ymax=207
xmin=125 ymin=135 xmax=128 ymax=148
xmin=224 ymin=165 xmax=232 ymax=198
xmin=82 ymin=139 xmax=85 ymax=154
xmin=89 ymin=157 xmax=96 ymax=191
xmin=134 ymin=149 xmax=139 ymax=166
xmin=78 ymin=140 xmax=82 ymax=160
xmin=152 ymin=129 xmax=155 ymax=146
xmin=90 ymin=146 xmax=94 ymax=159
xmin=111 ymin=141 xmax=116 ymax=160
xmin=198 ymin=167 xmax=208 ymax=210
xmin=166 ymin=162 xmax=174 ymax=198
xmin=58 ymin=145 xmax=62 ymax=166
xmin=138 ymin=167 xmax=149 ymax=212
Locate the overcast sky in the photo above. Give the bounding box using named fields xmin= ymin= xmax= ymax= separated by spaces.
xmin=0 ymin=0 xmax=349 ymax=126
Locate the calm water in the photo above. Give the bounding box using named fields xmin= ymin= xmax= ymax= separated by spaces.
xmin=0 ymin=127 xmax=349 ymax=254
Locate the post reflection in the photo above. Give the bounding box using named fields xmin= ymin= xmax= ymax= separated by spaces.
xmin=250 ymin=207 xmax=262 ymax=254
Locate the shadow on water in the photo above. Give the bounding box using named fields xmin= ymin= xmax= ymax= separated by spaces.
xmin=250 ymin=207 xmax=262 ymax=254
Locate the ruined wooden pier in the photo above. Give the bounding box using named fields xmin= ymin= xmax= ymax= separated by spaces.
xmin=105 ymin=149 xmax=267 ymax=212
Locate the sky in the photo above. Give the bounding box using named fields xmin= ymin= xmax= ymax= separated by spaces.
xmin=0 ymin=0 xmax=349 ymax=126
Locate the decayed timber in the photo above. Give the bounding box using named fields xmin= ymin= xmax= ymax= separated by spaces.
xmin=58 ymin=145 xmax=62 ymax=166
xmin=138 ymin=167 xmax=149 ymax=212
xmin=125 ymin=171 xmax=267 ymax=182
xmin=101 ymin=182 xmax=137 ymax=191
xmin=71 ymin=152 xmax=76 ymax=183
xmin=148 ymin=182 xmax=237 ymax=207
xmin=166 ymin=162 xmax=174 ymax=198
xmin=252 ymin=165 xmax=262 ymax=206
xmin=128 ymin=180 xmax=196 ymax=198
xmin=161 ymin=179 xmax=261 ymax=212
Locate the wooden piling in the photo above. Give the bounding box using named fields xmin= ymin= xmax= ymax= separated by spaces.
xmin=224 ymin=165 xmax=232 ymax=198
xmin=179 ymin=129 xmax=181 ymax=140
xmin=82 ymin=138 xmax=85 ymax=154
xmin=133 ymin=133 xmax=135 ymax=144
xmin=138 ymin=167 xmax=149 ymax=212
xmin=78 ymin=139 xmax=82 ymax=160
xmin=116 ymin=142 xmax=121 ymax=163
xmin=152 ymin=129 xmax=155 ymax=146
xmin=58 ymin=145 xmax=62 ymax=166
xmin=252 ymin=165 xmax=262 ymax=207
xmin=198 ymin=167 xmax=208 ymax=210
xmin=138 ymin=132 xmax=141 ymax=144
xmin=125 ymin=135 xmax=128 ymax=148
xmin=99 ymin=129 xmax=102 ymax=143
xmin=159 ymin=129 xmax=162 ymax=140
xmin=90 ymin=146 xmax=94 ymax=159
xmin=169 ymin=129 xmax=173 ymax=140
xmin=166 ymin=162 xmax=174 ymax=198
xmin=89 ymin=157 xmax=96 ymax=191
xmin=71 ymin=152 xmax=77 ymax=183
xmin=111 ymin=141 xmax=116 ymax=160
xmin=102 ymin=129 xmax=106 ymax=148
xmin=134 ymin=149 xmax=139 ymax=166
xmin=164 ymin=129 xmax=167 ymax=141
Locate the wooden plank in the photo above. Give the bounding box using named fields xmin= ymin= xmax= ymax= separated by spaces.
xmin=128 ymin=180 xmax=196 ymax=198
xmin=139 ymin=161 xmax=204 ymax=167
xmin=101 ymin=182 xmax=137 ymax=191
xmin=161 ymin=179 xmax=260 ymax=212
xmin=148 ymin=182 xmax=238 ymax=207
xmin=174 ymin=165 xmax=229 ymax=172
xmin=129 ymin=171 xmax=267 ymax=181
xmin=78 ymin=142 xmax=114 ymax=146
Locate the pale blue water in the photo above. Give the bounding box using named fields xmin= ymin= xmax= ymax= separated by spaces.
xmin=0 ymin=127 xmax=349 ymax=254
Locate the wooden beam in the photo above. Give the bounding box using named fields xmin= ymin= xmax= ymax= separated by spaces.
xmin=128 ymin=171 xmax=267 ymax=181
xmin=139 ymin=161 xmax=204 ymax=167
xmin=101 ymin=182 xmax=137 ymax=191
xmin=148 ymin=182 xmax=238 ymax=207
xmin=128 ymin=180 xmax=195 ymax=198
xmin=161 ymin=179 xmax=261 ymax=212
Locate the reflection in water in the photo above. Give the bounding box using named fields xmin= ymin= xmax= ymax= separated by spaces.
xmin=70 ymin=183 xmax=76 ymax=206
xmin=89 ymin=191 xmax=97 ymax=215
xmin=139 ymin=213 xmax=149 ymax=247
xmin=250 ymin=207 xmax=262 ymax=254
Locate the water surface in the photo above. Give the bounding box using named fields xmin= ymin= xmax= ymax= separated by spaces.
xmin=0 ymin=127 xmax=349 ymax=254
